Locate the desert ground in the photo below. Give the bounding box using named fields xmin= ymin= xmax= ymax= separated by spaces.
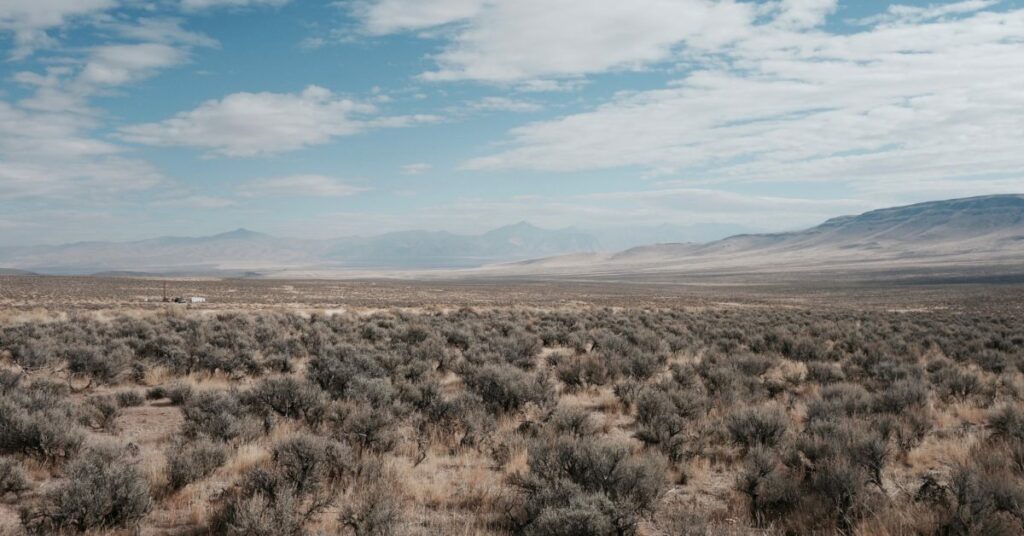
xmin=1 ymin=276 xmax=1023 ymax=535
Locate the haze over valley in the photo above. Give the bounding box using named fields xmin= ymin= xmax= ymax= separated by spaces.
xmin=0 ymin=221 xmax=754 ymax=274
xmin=2 ymin=195 xmax=1021 ymax=281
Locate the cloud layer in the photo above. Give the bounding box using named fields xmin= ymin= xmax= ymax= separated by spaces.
xmin=0 ymin=0 xmax=116 ymax=59
xmin=2 ymin=0 xmax=1022 ymax=244
xmin=358 ymin=0 xmax=756 ymax=83
xmin=120 ymin=86 xmax=437 ymax=157
xmin=240 ymin=174 xmax=365 ymax=197
xmin=0 ymin=100 xmax=163 ymax=200
xmin=446 ymin=2 xmax=1024 ymax=200
xmin=0 ymin=8 xmax=218 ymax=202
xmin=120 ymin=86 xmax=373 ymax=157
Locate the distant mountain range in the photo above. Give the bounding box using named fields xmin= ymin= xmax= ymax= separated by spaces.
xmin=479 ymin=194 xmax=1024 ymax=280
xmin=2 ymin=195 xmax=1021 ymax=279
xmin=0 ymin=221 xmax=740 ymax=275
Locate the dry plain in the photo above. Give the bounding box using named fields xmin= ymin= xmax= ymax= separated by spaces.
xmin=1 ymin=276 xmax=1023 ymax=535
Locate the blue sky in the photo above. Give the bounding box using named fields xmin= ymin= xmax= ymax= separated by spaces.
xmin=1 ymin=0 xmax=1022 ymax=245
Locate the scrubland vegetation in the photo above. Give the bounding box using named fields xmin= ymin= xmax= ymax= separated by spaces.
xmin=1 ymin=303 xmax=1023 ymax=535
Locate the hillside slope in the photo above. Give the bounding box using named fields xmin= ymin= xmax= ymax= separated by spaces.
xmin=481 ymin=195 xmax=1024 ymax=279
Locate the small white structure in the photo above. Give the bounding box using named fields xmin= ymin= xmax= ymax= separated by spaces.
xmin=190 ymin=296 xmax=207 ymax=303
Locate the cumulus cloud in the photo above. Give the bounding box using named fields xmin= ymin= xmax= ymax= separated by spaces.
xmin=14 ymin=43 xmax=192 ymax=114
xmin=352 ymin=0 xmax=756 ymax=83
xmin=78 ymin=43 xmax=189 ymax=86
xmin=0 ymin=0 xmax=117 ymax=59
xmin=0 ymin=156 xmax=163 ymax=200
xmin=151 ymin=195 xmax=236 ymax=208
xmin=467 ymin=97 xmax=542 ymax=113
xmin=106 ymin=17 xmax=219 ymax=48
xmin=0 ymin=100 xmax=163 ymax=199
xmin=11 ymin=14 xmax=215 ymax=114
xmin=461 ymin=6 xmax=1024 ymax=198
xmin=770 ymin=0 xmax=837 ymax=29
xmin=859 ymin=0 xmax=1001 ymax=25
xmin=0 ymin=7 xmax=213 ymax=203
xmin=348 ymin=0 xmax=1018 ymax=211
xmin=120 ymin=86 xmax=371 ymax=157
xmin=180 ymin=0 xmax=289 ymax=11
xmin=240 ymin=175 xmax=366 ymax=197
xmin=0 ymin=102 xmax=114 ymax=158
xmin=120 ymin=85 xmax=434 ymax=157
xmin=354 ymin=0 xmax=484 ymax=34
xmin=401 ymin=163 xmax=432 ymax=175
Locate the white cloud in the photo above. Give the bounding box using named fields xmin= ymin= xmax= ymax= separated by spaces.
xmin=121 ymin=86 xmax=439 ymax=157
xmin=401 ymin=163 xmax=432 ymax=175
xmin=240 ymin=175 xmax=366 ymax=197
xmin=0 ymin=7 xmax=210 ymax=204
xmin=432 ymin=0 xmax=754 ymax=82
xmin=78 ymin=43 xmax=189 ymax=86
xmin=365 ymin=113 xmax=442 ymax=129
xmin=0 ymin=0 xmax=116 ymax=59
xmin=0 ymin=99 xmax=163 ymax=199
xmin=462 ymin=6 xmax=1024 ymax=199
xmin=180 ymin=0 xmax=289 ymax=11
xmin=0 ymin=218 xmax=32 ymax=230
xmin=514 ymin=79 xmax=588 ymax=93
xmin=14 ymin=67 xmax=89 ymax=113
xmin=0 ymin=101 xmax=114 ymax=157
xmin=120 ymin=86 xmax=377 ymax=157
xmin=151 ymin=195 xmax=236 ymax=209
xmin=771 ymin=0 xmax=837 ymax=29
xmin=355 ymin=0 xmax=484 ymax=34
xmin=467 ymin=96 xmax=542 ymax=113
xmin=107 ymin=17 xmax=219 ymax=48
xmin=859 ymin=0 xmax=1000 ymax=25
xmin=11 ymin=17 xmax=215 ymax=114
xmin=81 ymin=19 xmax=217 ymax=88
xmin=0 ymin=157 xmax=162 ymax=200
xmin=299 ymin=36 xmax=328 ymax=50
xmin=353 ymin=0 xmax=757 ymax=83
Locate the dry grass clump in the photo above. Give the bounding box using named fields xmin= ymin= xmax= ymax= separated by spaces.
xmin=166 ymin=439 xmax=228 ymax=491
xmin=0 ymin=377 xmax=84 ymax=463
xmin=20 ymin=443 xmax=152 ymax=534
xmin=0 ymin=457 xmax=30 ymax=496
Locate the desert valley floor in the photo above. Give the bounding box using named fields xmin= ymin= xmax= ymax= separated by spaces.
xmin=1 ymin=276 xmax=1023 ymax=535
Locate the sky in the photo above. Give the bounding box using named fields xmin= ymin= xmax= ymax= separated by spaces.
xmin=0 ymin=0 xmax=1022 ymax=246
